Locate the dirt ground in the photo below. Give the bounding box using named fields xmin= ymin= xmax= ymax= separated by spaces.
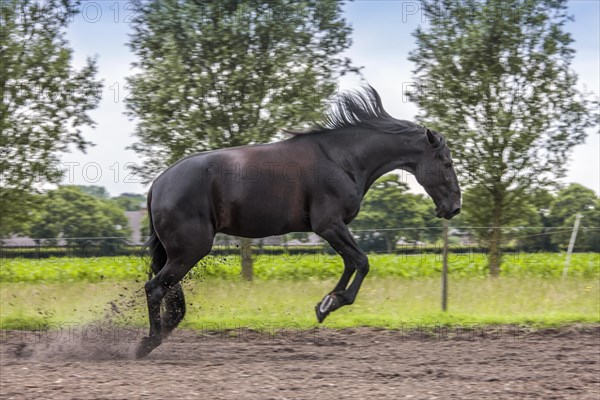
xmin=0 ymin=325 xmax=598 ymax=399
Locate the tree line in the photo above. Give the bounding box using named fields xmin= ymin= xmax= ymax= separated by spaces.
xmin=1 ymin=185 xmax=145 ymax=248
xmin=3 ymin=180 xmax=597 ymax=255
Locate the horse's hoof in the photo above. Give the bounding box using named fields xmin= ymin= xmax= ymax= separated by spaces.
xmin=315 ymin=294 xmax=336 ymax=323
xmin=135 ymin=336 xmax=161 ymax=359
xmin=315 ymin=303 xmax=328 ymax=323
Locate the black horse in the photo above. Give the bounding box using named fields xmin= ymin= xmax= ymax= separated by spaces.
xmin=136 ymin=86 xmax=461 ymax=357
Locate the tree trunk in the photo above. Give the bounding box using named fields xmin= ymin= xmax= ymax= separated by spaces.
xmin=240 ymin=237 xmax=253 ymax=281
xmin=488 ymin=199 xmax=503 ymax=276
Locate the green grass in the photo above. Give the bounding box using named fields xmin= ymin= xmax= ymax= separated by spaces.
xmin=0 ymin=256 xmax=148 ymax=282
xmin=2 ymin=253 xmax=597 ymax=330
xmin=1 ymin=252 xmax=598 ymax=282
xmin=1 ymin=277 xmax=598 ymax=330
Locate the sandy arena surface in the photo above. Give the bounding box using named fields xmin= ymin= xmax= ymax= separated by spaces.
xmin=1 ymin=325 xmax=599 ymax=399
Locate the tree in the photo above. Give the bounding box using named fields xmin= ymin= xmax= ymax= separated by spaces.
xmin=462 ymin=184 xmax=599 ymax=253
xmin=514 ymin=187 xmax=554 ymax=252
xmin=72 ymin=185 xmax=110 ymax=199
xmin=547 ymin=184 xmax=599 ymax=251
xmin=29 ymin=186 xmax=131 ymax=250
xmin=574 ymin=198 xmax=600 ymax=252
xmin=112 ymin=193 xmax=146 ymax=211
xmin=126 ymin=0 xmax=358 ymax=279
xmin=408 ymin=0 xmax=598 ymax=275
xmin=460 ymin=185 xmax=543 ymax=251
xmin=351 ymin=174 xmax=434 ymax=252
xmin=0 ymin=0 xmax=102 ymax=237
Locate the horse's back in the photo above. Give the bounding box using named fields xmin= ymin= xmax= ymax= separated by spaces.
xmin=149 ymin=141 xmax=319 ymax=236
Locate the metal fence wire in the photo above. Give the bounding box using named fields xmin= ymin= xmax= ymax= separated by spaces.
xmin=1 ymin=226 xmax=598 ymax=259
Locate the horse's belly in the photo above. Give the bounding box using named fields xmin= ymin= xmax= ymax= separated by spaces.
xmin=215 ymin=193 xmax=310 ymax=238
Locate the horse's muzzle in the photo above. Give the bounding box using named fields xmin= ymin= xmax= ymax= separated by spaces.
xmin=436 ymin=207 xmax=461 ymax=219
xmin=449 ymin=207 xmax=461 ymax=218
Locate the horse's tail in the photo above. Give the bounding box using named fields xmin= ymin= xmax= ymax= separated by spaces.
xmin=145 ymin=188 xmax=167 ymax=279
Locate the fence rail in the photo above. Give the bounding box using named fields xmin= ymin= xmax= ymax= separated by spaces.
xmin=2 ymin=226 xmax=598 ymax=242
xmin=1 ymin=225 xmax=598 ymax=260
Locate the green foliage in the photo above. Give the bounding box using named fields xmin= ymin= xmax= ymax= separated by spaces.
xmin=0 ymin=0 xmax=102 ymax=236
xmin=460 ymin=185 xmax=544 ymax=241
xmin=460 ymin=183 xmax=599 ymax=252
xmin=547 ymin=184 xmax=600 ymax=251
xmin=351 ymin=174 xmax=439 ymax=251
xmin=1 ymin=253 xmax=597 ymax=283
xmin=408 ymin=0 xmax=599 ymax=273
xmin=0 ymin=191 xmax=42 ymax=237
xmin=27 ymin=186 xmax=131 ymax=248
xmin=71 ymin=185 xmax=110 ymax=199
xmin=111 ymin=193 xmax=147 ymax=211
xmin=126 ymin=0 xmax=359 ymax=181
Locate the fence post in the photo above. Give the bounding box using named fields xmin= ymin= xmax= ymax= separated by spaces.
xmin=240 ymin=237 xmax=253 ymax=281
xmin=441 ymin=220 xmax=449 ymax=312
xmin=562 ymin=213 xmax=582 ymax=278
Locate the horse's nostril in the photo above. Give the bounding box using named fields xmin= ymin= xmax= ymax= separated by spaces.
xmin=452 ymin=208 xmax=461 ymax=216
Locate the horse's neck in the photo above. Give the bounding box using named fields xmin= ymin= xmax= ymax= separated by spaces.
xmin=321 ymin=128 xmax=424 ymax=194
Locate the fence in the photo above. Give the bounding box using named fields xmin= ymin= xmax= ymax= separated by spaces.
xmin=2 ymin=226 xmax=598 ymax=313
xmin=1 ymin=225 xmax=598 ymax=260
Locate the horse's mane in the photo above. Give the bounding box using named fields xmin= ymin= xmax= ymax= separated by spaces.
xmin=288 ymin=85 xmax=425 ymax=136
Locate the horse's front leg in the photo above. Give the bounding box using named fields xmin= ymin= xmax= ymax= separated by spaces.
xmin=314 ymin=221 xmax=370 ymax=323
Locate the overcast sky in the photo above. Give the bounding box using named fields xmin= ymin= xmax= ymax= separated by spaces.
xmin=61 ymin=0 xmax=599 ymax=196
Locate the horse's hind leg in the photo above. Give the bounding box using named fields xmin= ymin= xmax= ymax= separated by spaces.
xmin=137 ymin=250 xmax=211 ymax=358
xmin=136 ymin=223 xmax=213 ymax=358
xmin=162 ymin=282 xmax=186 ymax=336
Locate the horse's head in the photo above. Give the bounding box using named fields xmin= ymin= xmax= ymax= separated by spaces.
xmin=414 ymin=129 xmax=462 ymax=219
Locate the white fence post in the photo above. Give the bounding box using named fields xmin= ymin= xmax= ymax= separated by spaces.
xmin=562 ymin=213 xmax=582 ymax=278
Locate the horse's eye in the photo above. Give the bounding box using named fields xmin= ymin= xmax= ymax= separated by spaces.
xmin=445 ymin=163 xmax=452 ymax=168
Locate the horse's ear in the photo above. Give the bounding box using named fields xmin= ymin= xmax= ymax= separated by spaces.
xmin=426 ymin=128 xmax=440 ymax=148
